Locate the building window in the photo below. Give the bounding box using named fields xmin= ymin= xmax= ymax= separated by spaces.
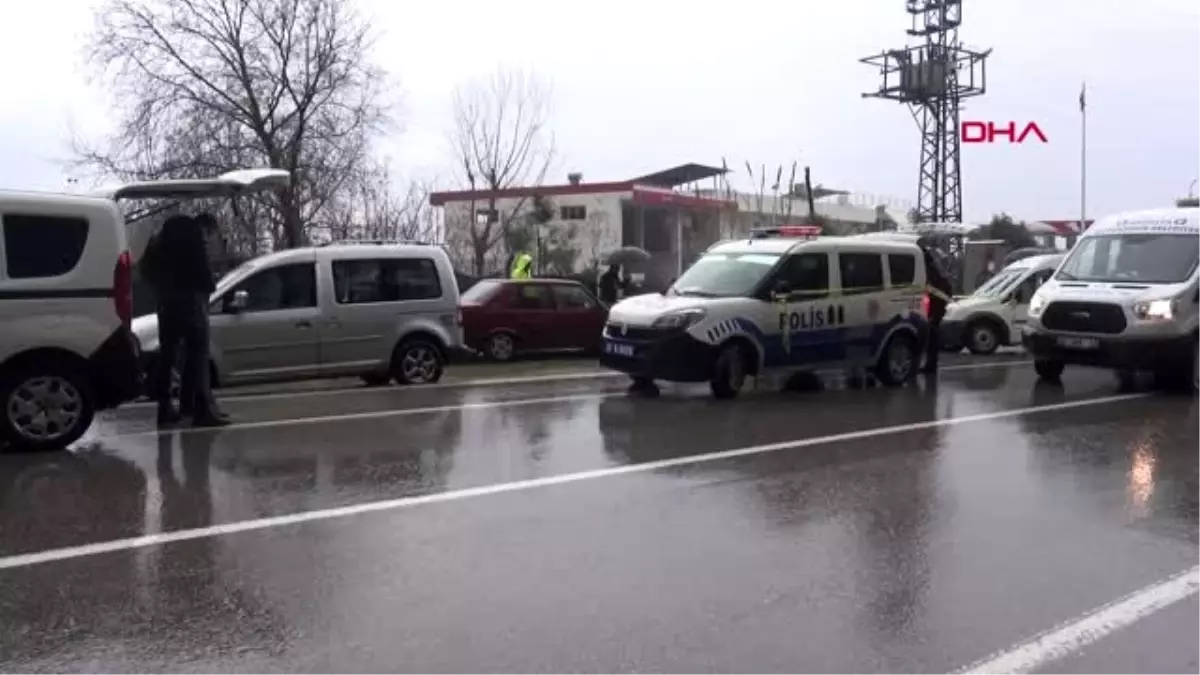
xmin=560 ymin=205 xmax=587 ymax=221
xmin=3 ymin=214 xmax=89 ymax=279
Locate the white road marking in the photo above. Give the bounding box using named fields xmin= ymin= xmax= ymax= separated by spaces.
xmin=125 ymin=359 xmax=1031 ymax=407
xmin=101 ymin=392 xmax=627 ymax=439
xmin=100 ymin=360 xmax=1033 ymax=439
xmin=1 ymin=391 xmax=1146 ymax=572
xmin=125 ymin=369 xmax=619 ymax=408
xmin=956 ymin=565 xmax=1200 ymax=674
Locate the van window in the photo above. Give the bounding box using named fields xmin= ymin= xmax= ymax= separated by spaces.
xmin=887 ymin=253 xmax=916 ymax=287
xmin=333 ymin=258 xmax=443 ymax=304
xmin=839 ymin=252 xmax=884 ymax=295
xmin=775 ymin=253 xmax=829 ymax=299
xmin=2 ymin=214 xmax=89 ymax=279
xmin=233 ymin=263 xmax=317 ymax=312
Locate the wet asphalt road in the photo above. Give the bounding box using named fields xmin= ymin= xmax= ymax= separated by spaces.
xmin=0 ymin=354 xmax=1196 ymax=673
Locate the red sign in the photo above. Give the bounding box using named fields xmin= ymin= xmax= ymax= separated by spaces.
xmin=776 ymin=225 xmax=823 ymax=237
xmin=961 ymin=121 xmax=1048 ymax=144
xmin=630 ymin=185 xmax=738 ymax=210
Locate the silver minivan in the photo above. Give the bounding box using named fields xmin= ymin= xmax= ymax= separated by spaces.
xmin=133 ymin=241 xmax=464 ymax=388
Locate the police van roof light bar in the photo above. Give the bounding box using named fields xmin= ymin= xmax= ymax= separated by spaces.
xmin=749 ymin=225 xmax=823 ymax=240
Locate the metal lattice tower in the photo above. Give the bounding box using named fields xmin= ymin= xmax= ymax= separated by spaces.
xmin=861 ymin=0 xmax=990 ymax=224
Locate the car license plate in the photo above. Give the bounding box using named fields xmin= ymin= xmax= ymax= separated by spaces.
xmin=605 ymin=340 xmax=636 ymax=357
xmin=1056 ymin=336 xmax=1099 ymax=350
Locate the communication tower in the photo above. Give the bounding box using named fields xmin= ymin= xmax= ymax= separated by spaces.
xmin=861 ymin=0 xmax=990 ymax=224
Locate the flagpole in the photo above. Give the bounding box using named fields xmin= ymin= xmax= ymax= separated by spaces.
xmin=1080 ymin=82 xmax=1087 ymax=230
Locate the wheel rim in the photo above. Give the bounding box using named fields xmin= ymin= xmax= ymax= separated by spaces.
xmin=888 ymin=340 xmax=914 ymax=380
xmin=971 ymin=326 xmax=996 ymax=352
xmin=6 ymin=375 xmax=84 ymax=443
xmin=402 ymin=345 xmax=439 ymax=383
xmin=490 ymin=335 xmax=514 ymax=360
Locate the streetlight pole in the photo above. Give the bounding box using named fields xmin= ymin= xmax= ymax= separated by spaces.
xmin=1188 ymin=179 xmax=1197 ymax=199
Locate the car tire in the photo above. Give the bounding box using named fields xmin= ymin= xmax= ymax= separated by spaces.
xmin=0 ymin=362 xmax=96 ymax=453
xmin=710 ymin=342 xmax=748 ymax=399
xmin=485 ymin=333 xmax=517 ymax=362
xmin=965 ymin=319 xmax=1001 ymax=355
xmin=391 ymin=338 xmax=445 ymax=385
xmin=874 ymin=332 xmax=918 ymax=386
xmin=1034 ymin=359 xmax=1065 ymax=382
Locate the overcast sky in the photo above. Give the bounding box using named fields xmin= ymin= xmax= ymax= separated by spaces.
xmin=1 ymin=0 xmax=1197 ymax=223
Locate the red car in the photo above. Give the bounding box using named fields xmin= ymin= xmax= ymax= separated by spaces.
xmin=459 ymin=278 xmax=608 ymax=361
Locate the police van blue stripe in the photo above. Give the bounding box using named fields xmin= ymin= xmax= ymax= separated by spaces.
xmin=713 ymin=313 xmax=928 ymax=367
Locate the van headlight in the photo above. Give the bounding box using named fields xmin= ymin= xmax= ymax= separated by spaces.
xmin=1133 ymin=299 xmax=1175 ymax=321
xmin=652 ymin=309 xmax=706 ymax=330
xmin=1027 ymin=293 xmax=1048 ymax=318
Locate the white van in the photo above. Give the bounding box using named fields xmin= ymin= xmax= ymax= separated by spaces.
xmin=600 ymin=230 xmax=929 ymax=398
xmin=942 ymin=253 xmax=1064 ymax=354
xmin=133 ymin=241 xmax=464 ymax=389
xmin=1022 ymin=206 xmax=1199 ymax=392
xmin=0 ymin=169 xmax=287 ymax=451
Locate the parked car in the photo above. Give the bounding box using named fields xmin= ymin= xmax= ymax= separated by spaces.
xmin=459 ymin=278 xmax=608 ymax=361
xmin=0 ymin=168 xmax=288 ymax=452
xmin=133 ymin=241 xmax=465 ymax=390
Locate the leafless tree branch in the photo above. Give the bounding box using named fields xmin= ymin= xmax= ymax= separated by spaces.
xmin=448 ymin=67 xmax=555 ymax=275
xmin=73 ymin=0 xmax=396 ymax=256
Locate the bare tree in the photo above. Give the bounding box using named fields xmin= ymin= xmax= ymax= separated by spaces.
xmin=450 ymin=67 xmax=555 ymax=276
xmin=321 ymin=163 xmax=440 ymax=244
xmin=75 ymin=0 xmax=393 ymax=250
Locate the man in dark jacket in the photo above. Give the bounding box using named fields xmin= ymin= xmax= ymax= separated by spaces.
xmin=148 ymin=214 xmax=228 ymax=427
xmin=921 ymin=243 xmax=954 ymax=375
xmin=598 ymin=264 xmax=624 ymax=306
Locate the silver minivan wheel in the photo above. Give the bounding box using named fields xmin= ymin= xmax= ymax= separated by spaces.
xmin=393 ymin=340 xmax=444 ymax=385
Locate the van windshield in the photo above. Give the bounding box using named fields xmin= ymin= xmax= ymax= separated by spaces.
xmin=972 ymin=268 xmax=1025 ymax=298
xmin=1056 ymin=233 xmax=1199 ymax=284
xmin=668 ymin=252 xmax=781 ymax=298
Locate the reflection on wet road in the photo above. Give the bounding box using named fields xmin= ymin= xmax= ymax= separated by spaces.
xmin=0 ymin=355 xmax=1195 ymax=673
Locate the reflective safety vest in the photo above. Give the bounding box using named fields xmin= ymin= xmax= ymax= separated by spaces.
xmin=510 ymin=253 xmax=533 ymax=279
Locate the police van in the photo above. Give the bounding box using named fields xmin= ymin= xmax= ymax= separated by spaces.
xmin=599 ymin=226 xmax=930 ymax=398
xmin=1021 ymin=205 xmax=1199 ymax=392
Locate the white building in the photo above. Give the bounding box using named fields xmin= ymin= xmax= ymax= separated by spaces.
xmin=429 ymin=163 xmax=913 ymax=287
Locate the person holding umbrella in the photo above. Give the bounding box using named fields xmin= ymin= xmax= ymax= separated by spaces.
xmin=598 ymin=264 xmax=625 ymax=305
xmin=601 ymin=246 xmax=650 ymax=304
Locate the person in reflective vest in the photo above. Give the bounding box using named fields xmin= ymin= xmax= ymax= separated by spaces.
xmin=510 ymin=252 xmax=533 ymax=279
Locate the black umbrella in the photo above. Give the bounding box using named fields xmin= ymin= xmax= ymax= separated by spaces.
xmin=604 ymin=246 xmax=651 ymax=267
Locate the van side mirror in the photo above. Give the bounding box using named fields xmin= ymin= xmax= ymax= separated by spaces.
xmin=226 ymin=289 xmax=249 ymax=313
xmin=772 ymin=279 xmax=792 ymax=297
